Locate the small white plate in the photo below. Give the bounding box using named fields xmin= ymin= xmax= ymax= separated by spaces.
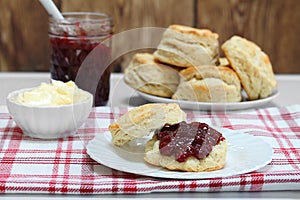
xmin=136 ymin=90 xmax=279 ymax=111
xmin=87 ymin=128 xmax=273 ymax=179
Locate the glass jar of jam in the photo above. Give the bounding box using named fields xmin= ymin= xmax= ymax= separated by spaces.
xmin=49 ymin=12 xmax=113 ymax=106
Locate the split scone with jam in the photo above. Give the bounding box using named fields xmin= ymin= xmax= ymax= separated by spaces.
xmin=144 ymin=121 xmax=228 ymax=172
xmin=108 ymin=103 xmax=228 ymax=172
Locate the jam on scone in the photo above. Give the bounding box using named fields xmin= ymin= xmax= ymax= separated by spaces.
xmin=155 ymin=121 xmax=225 ymax=162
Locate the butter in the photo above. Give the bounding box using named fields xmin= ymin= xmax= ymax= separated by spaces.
xmin=15 ymin=80 xmax=89 ymax=106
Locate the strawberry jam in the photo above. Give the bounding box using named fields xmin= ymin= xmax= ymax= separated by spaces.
xmin=50 ymin=37 xmax=111 ymax=106
xmin=49 ymin=12 xmax=113 ymax=106
xmin=155 ymin=121 xmax=225 ymax=162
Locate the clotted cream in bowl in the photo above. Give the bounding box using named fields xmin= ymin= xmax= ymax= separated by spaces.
xmin=6 ymin=80 xmax=93 ymax=139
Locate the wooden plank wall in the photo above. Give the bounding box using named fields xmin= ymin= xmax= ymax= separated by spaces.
xmin=0 ymin=0 xmax=299 ymax=73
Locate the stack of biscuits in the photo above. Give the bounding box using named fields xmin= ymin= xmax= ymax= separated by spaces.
xmin=124 ymin=24 xmax=277 ymax=102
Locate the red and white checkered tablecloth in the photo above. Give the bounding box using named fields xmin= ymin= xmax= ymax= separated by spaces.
xmin=0 ymin=105 xmax=299 ymax=194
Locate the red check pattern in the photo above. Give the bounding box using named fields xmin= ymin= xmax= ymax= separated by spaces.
xmin=0 ymin=105 xmax=299 ymax=194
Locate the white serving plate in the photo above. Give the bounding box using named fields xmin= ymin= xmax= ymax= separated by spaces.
xmin=136 ymin=90 xmax=279 ymax=111
xmin=87 ymin=128 xmax=273 ymax=179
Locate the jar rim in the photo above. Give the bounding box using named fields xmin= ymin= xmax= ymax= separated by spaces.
xmin=49 ymin=12 xmax=113 ymax=24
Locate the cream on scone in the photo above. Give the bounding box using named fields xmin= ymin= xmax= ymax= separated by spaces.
xmin=172 ymin=65 xmax=242 ymax=102
xmin=124 ymin=53 xmax=180 ymax=98
xmin=109 ymin=103 xmax=186 ymax=146
xmin=221 ymin=35 xmax=277 ymax=100
xmin=153 ymin=25 xmax=219 ymax=68
xmin=144 ymin=121 xmax=228 ymax=172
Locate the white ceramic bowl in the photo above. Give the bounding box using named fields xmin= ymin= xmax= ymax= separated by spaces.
xmin=6 ymin=87 xmax=93 ymax=139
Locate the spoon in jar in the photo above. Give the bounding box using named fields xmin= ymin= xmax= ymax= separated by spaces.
xmin=39 ymin=0 xmax=86 ymax=36
xmin=39 ymin=0 xmax=64 ymax=20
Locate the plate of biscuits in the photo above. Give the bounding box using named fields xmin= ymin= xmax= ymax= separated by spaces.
xmin=87 ymin=103 xmax=273 ymax=179
xmin=124 ymin=25 xmax=279 ymax=111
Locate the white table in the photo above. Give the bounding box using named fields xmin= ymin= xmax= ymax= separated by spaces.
xmin=1 ymin=72 xmax=300 ymax=107
xmin=0 ymin=72 xmax=299 ymax=199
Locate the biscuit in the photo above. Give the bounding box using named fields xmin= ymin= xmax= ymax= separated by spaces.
xmin=109 ymin=103 xmax=186 ymax=146
xmin=172 ymin=65 xmax=242 ymax=102
xmin=124 ymin=53 xmax=180 ymax=97
xmin=144 ymin=129 xmax=228 ymax=172
xmin=221 ymin=35 xmax=277 ymax=100
xmin=219 ymin=57 xmax=230 ymax=66
xmin=153 ymin=25 xmax=219 ymax=68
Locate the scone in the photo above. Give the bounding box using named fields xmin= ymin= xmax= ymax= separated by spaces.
xmin=144 ymin=121 xmax=228 ymax=172
xmin=153 ymin=25 xmax=219 ymax=68
xmin=221 ymin=35 xmax=277 ymax=100
xmin=172 ymin=65 xmax=242 ymax=102
xmin=219 ymin=57 xmax=230 ymax=66
xmin=124 ymin=53 xmax=180 ymax=97
xmin=109 ymin=103 xmax=186 ymax=146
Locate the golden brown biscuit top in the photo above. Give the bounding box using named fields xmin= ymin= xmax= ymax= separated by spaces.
xmin=132 ymin=53 xmax=155 ymax=65
xmin=179 ymin=65 xmax=236 ymax=80
xmin=223 ymin=35 xmax=272 ymax=66
xmin=178 ymin=65 xmax=241 ymax=91
xmin=169 ymin=24 xmax=219 ymax=39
